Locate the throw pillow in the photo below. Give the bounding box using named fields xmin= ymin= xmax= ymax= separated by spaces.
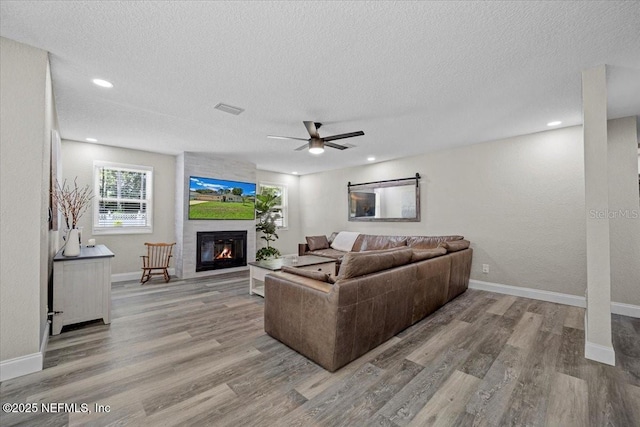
xmin=306 ymin=235 xmax=330 ymax=251
xmin=330 ymin=231 xmax=361 ymax=252
xmin=281 ymin=266 xmax=335 ymax=283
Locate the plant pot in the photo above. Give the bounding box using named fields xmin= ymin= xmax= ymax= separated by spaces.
xmin=64 ymin=228 xmax=81 ymax=257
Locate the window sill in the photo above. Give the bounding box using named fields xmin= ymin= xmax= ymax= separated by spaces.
xmin=92 ymin=227 xmax=153 ymax=235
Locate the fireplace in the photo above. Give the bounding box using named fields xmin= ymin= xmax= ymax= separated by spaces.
xmin=196 ymin=231 xmax=247 ymax=272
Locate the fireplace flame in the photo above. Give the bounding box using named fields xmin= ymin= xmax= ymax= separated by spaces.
xmin=215 ymin=247 xmax=233 ymax=259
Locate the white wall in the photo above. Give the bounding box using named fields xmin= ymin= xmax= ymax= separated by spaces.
xmin=300 ymin=121 xmax=640 ymax=306
xmin=0 ymin=37 xmax=50 ymax=364
xmin=256 ymin=170 xmax=302 ymax=255
xmin=607 ymin=117 xmax=640 ymax=305
xmin=60 ymin=140 xmax=176 ymax=275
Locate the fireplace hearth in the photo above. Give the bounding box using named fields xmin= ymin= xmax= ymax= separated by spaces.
xmin=196 ymin=231 xmax=247 ymax=272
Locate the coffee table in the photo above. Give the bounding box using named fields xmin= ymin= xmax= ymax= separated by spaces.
xmin=248 ymin=255 xmax=337 ymax=297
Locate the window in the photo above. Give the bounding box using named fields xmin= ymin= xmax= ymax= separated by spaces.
xmin=258 ymin=182 xmax=287 ymax=229
xmin=93 ymin=161 xmax=153 ymax=234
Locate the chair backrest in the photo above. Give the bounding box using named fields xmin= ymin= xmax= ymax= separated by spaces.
xmin=145 ymin=242 xmax=176 ymax=268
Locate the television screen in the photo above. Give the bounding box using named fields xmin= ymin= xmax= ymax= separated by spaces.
xmin=189 ymin=176 xmax=256 ymax=220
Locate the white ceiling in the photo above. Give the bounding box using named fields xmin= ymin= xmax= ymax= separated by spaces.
xmin=1 ymin=1 xmax=639 ymax=175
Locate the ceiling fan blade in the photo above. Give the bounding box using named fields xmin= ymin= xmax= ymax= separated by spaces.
xmin=322 ymin=131 xmax=365 ymax=142
xmin=294 ymin=143 xmax=309 ymax=151
xmin=267 ymin=135 xmax=309 ymax=141
xmin=303 ymin=121 xmax=320 ymax=138
xmin=324 ymin=142 xmax=350 ymax=150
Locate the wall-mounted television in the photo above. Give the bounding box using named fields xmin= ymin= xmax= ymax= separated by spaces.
xmin=189 ymin=176 xmax=256 ymax=220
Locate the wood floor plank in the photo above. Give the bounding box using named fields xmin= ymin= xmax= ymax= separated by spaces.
xmin=406 ymin=319 xmax=470 ymax=366
xmin=295 ymin=336 xmax=401 ymax=400
xmin=143 ymin=383 xmax=238 ymax=426
xmin=25 ymin=338 xmax=223 ymax=404
xmin=527 ymin=299 xmax=567 ymax=335
xmin=500 ymin=330 xmax=562 ymax=426
xmin=486 ymin=295 xmax=517 ymax=316
xmin=374 ymin=343 xmax=473 ymax=426
xmin=544 ymin=372 xmax=588 ymax=427
xmin=464 ymin=344 xmax=530 ymax=426
xmin=278 ymin=363 xmax=384 ymax=426
xmin=317 ymin=359 xmax=424 ymax=426
xmin=506 ymin=312 xmax=543 ymax=349
xmin=556 ymin=326 xmax=589 ymax=380
xmin=564 ymin=305 xmax=585 ymax=330
xmin=407 ymin=370 xmax=480 ymax=427
xmin=68 ymin=346 xmax=261 ymax=425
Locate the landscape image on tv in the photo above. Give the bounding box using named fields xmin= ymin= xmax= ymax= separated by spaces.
xmin=189 ymin=176 xmax=256 ymax=220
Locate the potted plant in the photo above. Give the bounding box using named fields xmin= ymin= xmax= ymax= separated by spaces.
xmin=52 ymin=178 xmax=93 ymax=256
xmin=255 ymin=190 xmax=282 ymax=261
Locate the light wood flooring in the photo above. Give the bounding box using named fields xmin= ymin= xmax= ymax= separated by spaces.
xmin=1 ymin=272 xmax=638 ymax=426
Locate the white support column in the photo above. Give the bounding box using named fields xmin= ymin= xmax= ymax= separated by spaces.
xmin=582 ymin=65 xmax=615 ymax=365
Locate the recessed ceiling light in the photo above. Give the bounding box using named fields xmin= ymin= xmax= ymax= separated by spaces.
xmin=92 ymin=78 xmax=113 ymax=88
xmin=547 ymin=121 xmax=562 ymax=127
xmin=367 ymin=156 xmax=376 ymax=162
xmin=85 ymin=138 xmax=98 ymax=142
xmin=292 ymin=171 xmax=298 ymax=175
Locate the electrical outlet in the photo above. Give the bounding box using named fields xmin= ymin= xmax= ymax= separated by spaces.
xmin=482 ymin=264 xmax=489 ymax=274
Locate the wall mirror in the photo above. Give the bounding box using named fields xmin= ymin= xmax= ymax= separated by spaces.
xmin=348 ymin=174 xmax=420 ymax=222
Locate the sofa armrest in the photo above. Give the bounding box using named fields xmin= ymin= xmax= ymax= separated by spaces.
xmin=264 ymin=272 xmax=339 ymax=370
xmin=298 ymin=243 xmax=310 ymax=256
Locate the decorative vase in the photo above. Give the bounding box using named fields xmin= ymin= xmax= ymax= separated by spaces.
xmin=64 ymin=228 xmax=81 ymax=257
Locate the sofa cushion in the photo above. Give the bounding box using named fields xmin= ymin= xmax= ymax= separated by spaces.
xmin=330 ymin=231 xmax=361 ymax=252
xmin=438 ymin=239 xmax=471 ymax=252
xmin=337 ymin=247 xmax=414 ymax=280
xmin=406 ymin=235 xmax=464 ymax=249
xmin=281 ymin=266 xmax=335 ymax=283
xmin=352 ymin=234 xmax=407 ymax=252
xmin=307 ymin=248 xmax=346 ymax=261
xmin=411 ymin=247 xmax=447 ymax=262
xmin=306 ymin=235 xmax=330 ymax=251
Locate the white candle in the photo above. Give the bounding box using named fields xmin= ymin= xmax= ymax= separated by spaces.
xmin=88 ymin=239 xmax=96 ymax=247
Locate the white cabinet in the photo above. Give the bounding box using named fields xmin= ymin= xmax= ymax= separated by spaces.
xmin=52 ymin=245 xmax=114 ymax=335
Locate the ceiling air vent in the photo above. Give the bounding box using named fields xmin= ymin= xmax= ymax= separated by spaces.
xmin=214 ymin=103 xmax=245 ymax=116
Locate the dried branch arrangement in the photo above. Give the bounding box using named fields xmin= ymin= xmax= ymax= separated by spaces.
xmin=52 ymin=178 xmax=93 ymax=229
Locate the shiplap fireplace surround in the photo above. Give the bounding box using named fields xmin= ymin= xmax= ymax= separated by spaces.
xmin=174 ymin=153 xmax=257 ymax=279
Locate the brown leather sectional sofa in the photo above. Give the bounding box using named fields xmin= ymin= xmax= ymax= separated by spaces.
xmin=265 ymin=234 xmax=472 ymax=372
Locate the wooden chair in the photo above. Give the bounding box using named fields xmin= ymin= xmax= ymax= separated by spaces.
xmin=141 ymin=242 xmax=176 ymax=284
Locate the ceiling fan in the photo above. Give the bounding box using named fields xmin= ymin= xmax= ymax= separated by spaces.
xmin=268 ymin=121 xmax=364 ymax=154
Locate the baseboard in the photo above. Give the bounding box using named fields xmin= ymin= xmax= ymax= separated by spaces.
xmin=468 ymin=279 xmax=639 ymax=318
xmin=469 ymin=279 xmax=586 ymax=307
xmin=0 ymin=321 xmax=49 ymax=382
xmin=585 ymin=341 xmax=615 ymax=365
xmin=0 ymin=351 xmax=43 ymax=382
xmin=584 ymin=317 xmax=616 ymax=366
xmin=611 ymin=302 xmax=640 ymax=318
xmin=112 ymin=268 xmax=175 ymax=283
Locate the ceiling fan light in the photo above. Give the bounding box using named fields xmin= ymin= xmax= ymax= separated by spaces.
xmin=309 ymin=139 xmax=324 ymax=154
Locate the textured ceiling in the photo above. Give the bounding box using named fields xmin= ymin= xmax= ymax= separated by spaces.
xmin=1 ymin=1 xmax=639 ymax=175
